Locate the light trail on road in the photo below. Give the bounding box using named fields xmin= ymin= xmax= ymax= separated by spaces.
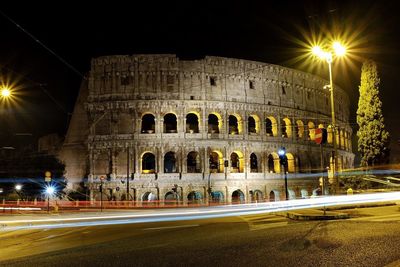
xmin=0 ymin=191 xmax=399 ymax=231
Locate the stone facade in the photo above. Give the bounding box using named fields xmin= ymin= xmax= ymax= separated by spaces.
xmin=60 ymin=54 xmax=354 ymax=203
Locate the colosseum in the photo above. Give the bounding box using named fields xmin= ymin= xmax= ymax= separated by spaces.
xmin=60 ymin=54 xmax=354 ymax=204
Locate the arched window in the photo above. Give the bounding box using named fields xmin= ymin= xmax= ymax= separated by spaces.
xmin=164 ymin=152 xmax=177 ymax=173
xmin=281 ymin=118 xmax=292 ymax=138
xmin=248 ymin=116 xmax=256 ymax=134
xmin=164 ymin=113 xmax=177 ymax=133
xmin=187 ymin=151 xmax=201 ymax=173
xmin=141 ymin=114 xmax=155 ymax=134
xmin=327 ymin=125 xmax=333 ymax=144
xmin=209 ymin=151 xmax=223 ymax=173
xmin=186 ymin=113 xmax=199 ymax=133
xmin=250 ymin=153 xmax=258 ymax=173
xmin=265 ymin=116 xmax=277 ymax=137
xmin=267 ymin=153 xmax=280 ymax=173
xmin=340 ymin=129 xmax=345 ymax=149
xmin=230 ymin=152 xmax=244 ymax=173
xmin=229 ymin=115 xmax=239 ymax=135
xmin=208 ymin=114 xmax=220 ymax=133
xmin=286 ymin=153 xmax=296 ymax=173
xmin=296 ymin=120 xmax=304 ymax=138
xmin=142 ymin=152 xmax=155 ymax=173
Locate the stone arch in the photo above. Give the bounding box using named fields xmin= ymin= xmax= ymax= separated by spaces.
xmin=211 ymin=191 xmax=224 ymax=203
xmin=308 ymin=121 xmax=315 ymax=140
xmin=163 ymin=113 xmax=177 ymax=133
xmin=164 ymin=151 xmax=177 ymax=173
xmin=250 ymin=153 xmax=260 ymax=173
xmin=232 ymin=189 xmax=245 ymax=203
xmin=288 ymin=189 xmax=296 ymax=200
xmin=186 ymin=113 xmax=199 ymax=133
xmin=187 ymin=191 xmax=203 ymax=204
xmin=248 ymin=114 xmax=260 ymax=134
xmin=281 ymin=117 xmax=292 ymax=138
xmin=252 ymin=190 xmax=263 ymax=202
xmin=141 ymin=113 xmax=155 ymax=134
xmin=295 ymin=120 xmax=304 ymax=138
xmin=142 ymin=192 xmax=158 ymax=202
xmin=286 ymin=153 xmax=296 ymax=173
xmin=265 ymin=116 xmax=277 ymax=137
xmin=210 ymin=150 xmax=224 ymax=173
xmin=165 ymin=191 xmax=178 ymax=201
xmin=230 ymin=151 xmax=244 ymax=173
xmin=301 ymin=189 xmax=309 ymax=198
xmin=208 ymin=113 xmax=222 ymax=133
xmin=187 ymin=151 xmax=201 ymax=173
xmin=269 ymin=190 xmax=280 ymax=202
xmin=229 ymin=114 xmax=243 ymax=135
xmin=141 ymin=152 xmax=156 ymax=174
xmin=267 ymin=153 xmax=280 ymax=173
xmin=318 ymin=123 xmax=325 ymax=129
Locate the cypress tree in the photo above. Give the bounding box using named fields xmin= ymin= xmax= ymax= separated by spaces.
xmin=356 ymin=60 xmax=390 ymax=167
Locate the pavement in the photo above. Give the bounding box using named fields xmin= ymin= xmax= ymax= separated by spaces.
xmin=285 ymin=201 xmax=398 ymax=220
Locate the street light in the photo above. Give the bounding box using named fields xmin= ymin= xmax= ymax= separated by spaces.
xmin=45 ymin=185 xmax=56 ymax=213
xmin=15 ymin=184 xmax=22 ymax=191
xmin=1 ymin=87 xmax=11 ymax=98
xmin=278 ymin=147 xmax=289 ymax=201
xmin=311 ymin=41 xmax=347 ymax=194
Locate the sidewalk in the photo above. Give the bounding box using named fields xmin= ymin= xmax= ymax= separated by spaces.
xmin=286 ymin=209 xmax=349 ymax=220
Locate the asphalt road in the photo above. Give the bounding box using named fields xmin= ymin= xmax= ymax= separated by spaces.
xmin=1 ymin=205 xmax=400 ymax=267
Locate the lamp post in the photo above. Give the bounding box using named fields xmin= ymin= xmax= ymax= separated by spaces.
xmin=278 ymin=147 xmax=289 ymax=201
xmin=311 ymin=42 xmax=346 ymax=194
xmin=45 ymin=186 xmax=55 ymax=213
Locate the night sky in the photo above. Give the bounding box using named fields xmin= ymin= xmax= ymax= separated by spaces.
xmin=1 ymin=1 xmax=399 ymax=160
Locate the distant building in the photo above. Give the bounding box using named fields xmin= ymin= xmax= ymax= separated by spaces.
xmin=60 ymin=55 xmax=354 ymax=203
xmin=38 ymin=133 xmax=63 ymax=156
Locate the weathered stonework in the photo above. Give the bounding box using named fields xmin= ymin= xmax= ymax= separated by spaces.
xmin=60 ymin=55 xmax=354 ymax=203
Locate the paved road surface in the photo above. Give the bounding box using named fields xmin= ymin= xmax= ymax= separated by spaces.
xmin=1 ymin=205 xmax=400 ymax=267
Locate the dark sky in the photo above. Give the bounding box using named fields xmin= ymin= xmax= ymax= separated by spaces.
xmin=1 ymin=1 xmax=399 ymax=157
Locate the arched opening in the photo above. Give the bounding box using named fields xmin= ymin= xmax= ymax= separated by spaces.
xmin=142 ymin=192 xmax=157 ymax=202
xmin=229 ymin=115 xmax=239 ymax=134
xmin=248 ymin=115 xmax=260 ymax=134
xmin=286 ymin=153 xmax=296 ymax=173
xmin=288 ymin=189 xmax=296 ymax=200
xmin=165 ymin=191 xmax=178 ymax=202
xmin=232 ymin=190 xmax=245 ymax=203
xmin=344 ymin=131 xmax=349 ymax=150
xmin=230 ymin=151 xmax=244 ymax=173
xmin=267 ymin=153 xmax=280 ymax=173
xmin=248 ymin=116 xmax=256 ymax=134
xmin=301 ymin=189 xmax=309 ymax=199
xmin=318 ymin=123 xmax=325 ymax=129
xmin=187 ymin=151 xmax=201 ymax=173
xmin=186 ymin=113 xmax=199 ymax=133
xmin=281 ymin=117 xmax=292 ymax=138
xmin=208 ymin=113 xmax=220 ymax=133
xmin=250 ymin=153 xmax=259 ymax=173
xmin=211 ymin=191 xmax=224 ymax=203
xmin=141 ymin=152 xmax=155 ymax=173
xmin=163 ymin=113 xmax=177 ymax=133
xmin=141 ymin=114 xmax=155 ymax=134
xmin=265 ymin=116 xmax=277 ymax=137
xmin=252 ymin=190 xmax=263 ymax=202
xmin=164 ymin=152 xmax=177 ymax=173
xmin=209 ymin=151 xmax=224 ymax=173
xmin=308 ymin=121 xmax=315 ymax=140
xmin=296 ymin=120 xmax=304 ymax=138
xmin=187 ymin=191 xmax=203 ymax=204
xmin=269 ymin=190 xmax=280 ymax=202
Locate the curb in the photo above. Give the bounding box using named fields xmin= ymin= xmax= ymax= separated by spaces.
xmin=287 ymin=212 xmax=349 ymax=221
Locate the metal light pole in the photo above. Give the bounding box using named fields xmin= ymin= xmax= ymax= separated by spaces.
xmin=278 ymin=147 xmax=289 ymax=201
xmin=312 ymin=42 xmax=346 ymax=194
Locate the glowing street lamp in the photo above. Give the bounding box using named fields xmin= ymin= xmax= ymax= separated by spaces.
xmin=45 ymin=185 xmax=56 ymax=213
xmin=15 ymin=184 xmax=22 ymax=191
xmin=311 ymin=41 xmax=347 ymax=194
xmin=278 ymin=147 xmax=289 ymax=201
